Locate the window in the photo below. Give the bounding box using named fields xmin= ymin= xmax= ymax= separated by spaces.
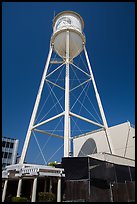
xmin=78 ymin=138 xmax=97 ymax=157
xmin=6 ymin=142 xmax=10 ymax=148
xmin=2 ymin=152 xmax=4 ymax=158
xmin=3 ymin=152 xmax=8 ymax=158
xmin=10 ymin=142 xmax=14 ymax=148
xmin=7 ymin=163 xmax=10 ymax=166
xmin=2 ymin=163 xmax=6 ymax=168
xmin=8 ymin=153 xmax=12 ymax=159
xmin=2 ymin=141 xmax=6 ymax=147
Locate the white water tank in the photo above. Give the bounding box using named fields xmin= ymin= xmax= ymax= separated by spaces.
xmin=51 ymin=11 xmax=86 ymax=59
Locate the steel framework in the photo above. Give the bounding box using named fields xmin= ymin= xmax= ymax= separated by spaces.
xmin=19 ymin=30 xmax=114 ymax=164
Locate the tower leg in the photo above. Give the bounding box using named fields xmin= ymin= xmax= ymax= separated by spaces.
xmin=84 ymin=46 xmax=114 ymax=154
xmin=19 ymin=46 xmax=53 ymax=164
xmin=64 ymin=31 xmax=70 ymax=157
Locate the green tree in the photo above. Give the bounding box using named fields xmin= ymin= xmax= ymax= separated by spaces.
xmin=47 ymin=161 xmax=57 ymax=167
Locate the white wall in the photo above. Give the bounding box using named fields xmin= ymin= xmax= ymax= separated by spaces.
xmin=73 ymin=122 xmax=135 ymax=160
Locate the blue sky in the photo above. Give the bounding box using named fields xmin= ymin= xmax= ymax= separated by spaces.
xmin=2 ymin=2 xmax=135 ymax=164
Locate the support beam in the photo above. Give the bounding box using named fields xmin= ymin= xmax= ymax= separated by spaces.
xmin=84 ymin=46 xmax=114 ymax=154
xmin=31 ymin=177 xmax=37 ymax=202
xmin=46 ymin=79 xmax=65 ymax=90
xmin=46 ymin=62 xmax=65 ymax=78
xmin=19 ymin=46 xmax=53 ymax=164
xmin=57 ymin=177 xmax=61 ymax=202
xmin=32 ymin=112 xmax=64 ymax=129
xmin=69 ymin=116 xmax=71 ymax=156
xmin=2 ymin=179 xmax=8 ymax=202
xmin=33 ymin=129 xmax=64 ymax=139
xmin=64 ymin=30 xmax=70 ymax=157
xmin=71 ymin=62 xmax=91 ymax=77
xmin=70 ymin=78 xmax=91 ymax=92
xmin=17 ymin=178 xmax=22 ymax=197
xmin=70 ymin=111 xmax=104 ymax=128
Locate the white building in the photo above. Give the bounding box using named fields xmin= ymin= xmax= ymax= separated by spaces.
xmin=2 ymin=137 xmax=19 ymax=169
xmin=73 ymin=121 xmax=135 ymax=162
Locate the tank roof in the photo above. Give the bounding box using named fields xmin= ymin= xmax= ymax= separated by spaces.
xmin=52 ymin=11 xmax=84 ymax=29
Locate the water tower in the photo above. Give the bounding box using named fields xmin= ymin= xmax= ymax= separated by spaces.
xmin=19 ymin=11 xmax=114 ymax=164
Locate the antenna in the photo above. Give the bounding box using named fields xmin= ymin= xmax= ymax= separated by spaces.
xmin=52 ymin=10 xmax=56 ymax=22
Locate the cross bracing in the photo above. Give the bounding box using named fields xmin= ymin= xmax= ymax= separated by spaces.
xmin=19 ymin=32 xmax=114 ymax=165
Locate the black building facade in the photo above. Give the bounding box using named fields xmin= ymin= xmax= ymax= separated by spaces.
xmin=60 ymin=157 xmax=135 ymax=202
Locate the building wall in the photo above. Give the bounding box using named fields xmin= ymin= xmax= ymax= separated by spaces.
xmin=73 ymin=122 xmax=135 ymax=160
xmin=62 ymin=157 xmax=135 ymax=202
xmin=2 ymin=137 xmax=19 ymax=169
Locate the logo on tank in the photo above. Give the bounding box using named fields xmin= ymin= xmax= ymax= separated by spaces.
xmin=56 ymin=17 xmax=72 ymax=29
